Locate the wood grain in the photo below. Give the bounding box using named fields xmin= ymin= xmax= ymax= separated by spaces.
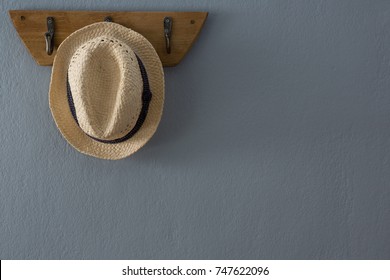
xmin=9 ymin=10 xmax=208 ymax=67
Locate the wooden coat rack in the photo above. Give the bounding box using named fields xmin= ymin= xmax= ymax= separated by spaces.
xmin=9 ymin=10 xmax=208 ymax=67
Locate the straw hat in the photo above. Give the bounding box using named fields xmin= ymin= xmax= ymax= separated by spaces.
xmin=49 ymin=22 xmax=164 ymax=160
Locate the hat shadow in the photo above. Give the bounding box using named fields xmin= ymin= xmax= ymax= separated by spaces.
xmin=130 ymin=15 xmax=215 ymax=163
xmin=133 ymin=66 xmax=203 ymax=163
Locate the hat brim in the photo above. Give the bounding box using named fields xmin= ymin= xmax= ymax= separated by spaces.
xmin=49 ymin=22 xmax=164 ymax=160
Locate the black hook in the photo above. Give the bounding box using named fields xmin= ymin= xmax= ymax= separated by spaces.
xmin=44 ymin=17 xmax=55 ymax=55
xmin=104 ymin=16 xmax=112 ymax=22
xmin=164 ymin=17 xmax=172 ymax=54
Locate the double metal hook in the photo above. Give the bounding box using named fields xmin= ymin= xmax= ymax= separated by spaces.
xmin=44 ymin=17 xmax=55 ymax=55
xmin=164 ymin=17 xmax=172 ymax=54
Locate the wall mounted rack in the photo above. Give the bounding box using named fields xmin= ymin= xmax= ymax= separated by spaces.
xmin=9 ymin=10 xmax=208 ymax=67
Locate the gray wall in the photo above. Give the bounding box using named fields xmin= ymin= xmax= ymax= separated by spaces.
xmin=1 ymin=0 xmax=389 ymax=259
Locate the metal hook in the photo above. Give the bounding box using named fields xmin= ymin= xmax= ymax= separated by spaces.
xmin=44 ymin=17 xmax=55 ymax=55
xmin=104 ymin=16 xmax=112 ymax=22
xmin=164 ymin=17 xmax=172 ymax=54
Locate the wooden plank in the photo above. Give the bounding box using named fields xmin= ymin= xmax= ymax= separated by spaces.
xmin=9 ymin=10 xmax=208 ymax=67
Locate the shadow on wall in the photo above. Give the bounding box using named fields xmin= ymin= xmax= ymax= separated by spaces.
xmin=136 ymin=12 xmax=217 ymax=163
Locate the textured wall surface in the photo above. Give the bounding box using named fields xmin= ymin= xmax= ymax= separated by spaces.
xmin=1 ymin=0 xmax=390 ymax=259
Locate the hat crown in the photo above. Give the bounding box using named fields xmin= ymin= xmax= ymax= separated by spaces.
xmin=68 ymin=36 xmax=143 ymax=140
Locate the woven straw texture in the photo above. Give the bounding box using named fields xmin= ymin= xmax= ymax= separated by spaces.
xmin=49 ymin=22 xmax=164 ymax=160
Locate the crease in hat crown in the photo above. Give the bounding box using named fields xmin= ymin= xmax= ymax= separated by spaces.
xmin=67 ymin=35 xmax=143 ymax=141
